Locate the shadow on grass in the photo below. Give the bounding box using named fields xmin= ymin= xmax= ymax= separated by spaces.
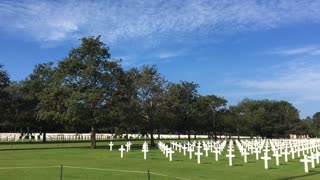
xmin=202 ymin=162 xmax=212 ymax=164
xmin=280 ymin=163 xmax=288 ymax=166
xmin=0 ymin=142 xmax=159 ymax=151
xmin=247 ymin=161 xmax=256 ymax=163
xmin=234 ymin=164 xmax=244 ymax=166
xmin=0 ymin=146 xmax=90 ymax=151
xmin=277 ymin=171 xmax=320 ymax=180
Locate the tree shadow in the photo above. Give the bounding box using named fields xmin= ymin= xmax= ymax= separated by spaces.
xmin=234 ymin=164 xmax=244 ymax=166
xmin=277 ymin=171 xmax=320 ymax=180
xmin=0 ymin=146 xmax=90 ymax=151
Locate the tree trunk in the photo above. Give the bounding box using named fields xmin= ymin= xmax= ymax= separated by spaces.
xmin=126 ymin=131 xmax=129 ymax=141
xmin=214 ymin=131 xmax=217 ymax=141
xmin=157 ymin=128 xmax=161 ymax=140
xmin=91 ymin=125 xmax=96 ymax=149
xmin=187 ymin=130 xmax=191 ymax=142
xmin=150 ymin=130 xmax=155 ymax=147
xmin=42 ymin=132 xmax=46 ymax=143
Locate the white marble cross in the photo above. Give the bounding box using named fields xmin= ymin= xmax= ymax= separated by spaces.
xmin=213 ymin=148 xmax=220 ymax=161
xmin=309 ymin=154 xmax=316 ymax=168
xmin=254 ymin=148 xmax=260 ymax=160
xmin=273 ymin=149 xmax=281 ymax=166
xmin=119 ymin=145 xmax=125 ymax=158
xmin=142 ymin=146 xmax=149 ymax=160
xmin=209 ymin=143 xmax=214 ymax=153
xmin=125 ymin=142 xmax=130 ymax=152
xmin=203 ymin=145 xmax=210 ymax=157
xmin=165 ymin=145 xmax=170 ymax=158
xmin=297 ymin=146 xmax=301 ymax=158
xmin=300 ymin=155 xmax=311 ymax=173
xmin=314 ymin=151 xmax=320 ymax=164
xmin=263 ymin=145 xmax=270 ymax=154
xmin=128 ymin=141 xmax=132 ymax=150
xmin=196 ymin=142 xmax=202 ymax=150
xmin=226 ymin=148 xmax=235 ymax=166
xmin=182 ymin=144 xmax=187 ymax=156
xmin=261 ymin=152 xmax=271 ymax=169
xmin=195 ymin=148 xmax=203 ymax=164
xmin=290 ymin=147 xmax=295 ymax=159
xmin=243 ymin=149 xmax=249 ymax=163
xmin=282 ymin=148 xmax=290 ymax=162
xmin=188 ymin=146 xmax=194 ymax=159
xmin=168 ymin=148 xmax=174 ymax=161
xmin=109 ymin=141 xmax=114 ymax=151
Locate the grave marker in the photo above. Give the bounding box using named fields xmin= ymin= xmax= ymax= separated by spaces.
xmin=261 ymin=152 xmax=271 ymax=169
xmin=119 ymin=145 xmax=125 ymax=158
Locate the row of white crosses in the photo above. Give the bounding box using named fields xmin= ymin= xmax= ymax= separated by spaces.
xmin=112 ymin=141 xmax=132 ymax=158
xmin=109 ymin=141 xmax=133 ymax=151
xmin=158 ymin=141 xmax=175 ymax=161
xmin=117 ymin=138 xmax=320 ymax=172
xmin=269 ymin=139 xmax=320 ymax=172
xmin=238 ymin=138 xmax=320 ymax=172
xmin=164 ymin=140 xmax=227 ymax=164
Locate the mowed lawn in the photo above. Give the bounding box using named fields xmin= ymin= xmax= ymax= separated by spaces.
xmin=0 ymin=141 xmax=319 ymax=180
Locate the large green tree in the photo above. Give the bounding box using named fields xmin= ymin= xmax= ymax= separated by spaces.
xmin=312 ymin=112 xmax=320 ymax=136
xmin=38 ymin=36 xmax=122 ymax=148
xmin=166 ymin=81 xmax=199 ymax=141
xmin=23 ymin=62 xmax=56 ymax=142
xmin=195 ymin=95 xmax=227 ymax=140
xmin=0 ymin=64 xmax=11 ymax=129
xmin=5 ymin=81 xmax=35 ymax=133
xmin=236 ymin=99 xmax=300 ymax=138
xmin=136 ymin=65 xmax=167 ymax=146
xmin=109 ymin=68 xmax=141 ymax=140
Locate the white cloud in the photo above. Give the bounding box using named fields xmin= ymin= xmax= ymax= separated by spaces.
xmin=156 ymin=50 xmax=186 ymax=59
xmin=270 ymin=46 xmax=320 ymax=56
xmin=1 ymin=0 xmax=320 ymax=44
xmin=240 ymin=59 xmax=320 ymax=101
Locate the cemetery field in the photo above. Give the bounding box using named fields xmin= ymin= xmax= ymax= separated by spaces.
xmin=0 ymin=141 xmax=319 ymax=180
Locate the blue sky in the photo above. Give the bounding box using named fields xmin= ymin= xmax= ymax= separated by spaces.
xmin=1 ymin=0 xmax=320 ymax=118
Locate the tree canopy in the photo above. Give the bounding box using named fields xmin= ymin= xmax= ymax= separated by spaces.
xmin=0 ymin=36 xmax=318 ymax=148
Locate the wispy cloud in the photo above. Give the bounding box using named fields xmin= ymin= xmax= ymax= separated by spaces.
xmin=155 ymin=50 xmax=187 ymax=59
xmin=240 ymin=59 xmax=320 ymax=101
xmin=1 ymin=0 xmax=320 ymax=44
xmin=270 ymin=45 xmax=320 ymax=56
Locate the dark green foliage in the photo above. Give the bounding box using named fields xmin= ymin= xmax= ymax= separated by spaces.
xmin=195 ymin=95 xmax=227 ymax=140
xmin=0 ymin=37 xmax=315 ymax=142
xmin=37 ymin=36 xmax=123 ymax=148
xmin=0 ymin=64 xmax=11 ymax=127
xmin=235 ymin=99 xmax=300 ymax=138
xmin=136 ymin=65 xmax=167 ymax=146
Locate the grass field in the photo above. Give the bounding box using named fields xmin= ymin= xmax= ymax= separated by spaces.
xmin=0 ymin=141 xmax=319 ymax=180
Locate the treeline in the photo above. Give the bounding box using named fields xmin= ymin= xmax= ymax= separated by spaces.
xmin=0 ymin=36 xmax=319 ymax=148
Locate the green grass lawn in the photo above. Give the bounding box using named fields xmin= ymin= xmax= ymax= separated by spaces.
xmin=0 ymin=141 xmax=319 ymax=180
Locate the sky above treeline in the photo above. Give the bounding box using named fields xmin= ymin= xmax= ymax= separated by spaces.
xmin=1 ymin=0 xmax=320 ymax=118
